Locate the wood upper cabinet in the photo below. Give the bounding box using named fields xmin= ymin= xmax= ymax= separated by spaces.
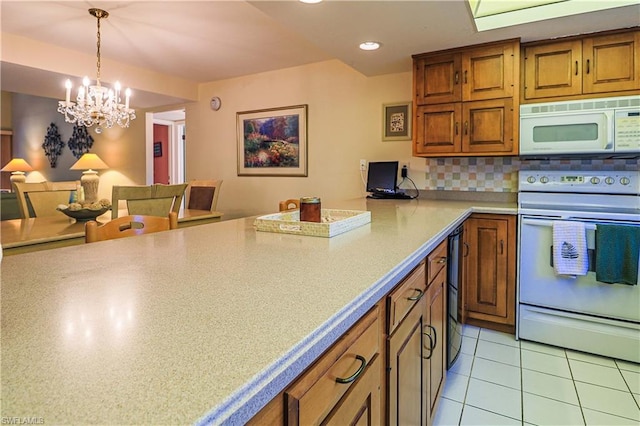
xmin=413 ymin=39 xmax=519 ymax=157
xmin=415 ymin=98 xmax=514 ymax=155
xmin=462 ymin=214 xmax=516 ymax=334
xmin=523 ymin=29 xmax=640 ymax=101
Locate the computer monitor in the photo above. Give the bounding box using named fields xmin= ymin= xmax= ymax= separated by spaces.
xmin=366 ymin=161 xmax=398 ymax=195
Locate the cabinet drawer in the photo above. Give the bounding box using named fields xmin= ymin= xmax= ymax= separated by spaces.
xmin=387 ymin=260 xmax=426 ymax=334
xmin=427 ymin=239 xmax=448 ymax=284
xmin=285 ymin=306 xmax=380 ymax=425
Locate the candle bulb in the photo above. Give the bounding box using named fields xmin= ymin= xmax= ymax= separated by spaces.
xmin=65 ymin=79 xmax=72 ymax=104
xmin=125 ymin=88 xmax=131 ymax=110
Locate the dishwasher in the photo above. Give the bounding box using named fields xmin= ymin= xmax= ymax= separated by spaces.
xmin=447 ymin=225 xmax=464 ymax=368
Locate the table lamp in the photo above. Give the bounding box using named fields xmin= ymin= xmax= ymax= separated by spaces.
xmin=70 ymin=153 xmax=109 ymax=203
xmin=1 ymin=158 xmax=34 ymax=189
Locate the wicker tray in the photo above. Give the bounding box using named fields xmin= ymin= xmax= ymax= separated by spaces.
xmin=254 ymin=209 xmax=371 ymax=238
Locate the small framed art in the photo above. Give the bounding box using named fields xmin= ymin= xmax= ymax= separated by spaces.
xmin=382 ymin=102 xmax=412 ymax=141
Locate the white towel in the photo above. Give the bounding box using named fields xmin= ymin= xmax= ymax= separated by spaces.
xmin=552 ymin=221 xmax=588 ymax=276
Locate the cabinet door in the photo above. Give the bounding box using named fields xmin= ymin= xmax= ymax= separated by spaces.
xmin=323 ymin=354 xmax=381 ymax=426
xmin=415 ymin=53 xmax=462 ymax=105
xmin=462 ymin=42 xmax=516 ymax=101
xmin=425 ymin=268 xmax=446 ymax=424
xmin=523 ymin=40 xmax=583 ymax=100
xmin=387 ymin=297 xmax=427 ymax=426
xmin=414 ymin=103 xmax=462 ymax=155
xmin=463 ymin=215 xmax=516 ymax=329
xmin=583 ymin=31 xmax=640 ymax=94
xmin=462 ymin=98 xmax=515 ymax=154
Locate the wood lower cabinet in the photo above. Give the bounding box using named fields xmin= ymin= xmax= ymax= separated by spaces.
xmin=462 ymin=214 xmax=516 ymax=333
xmin=424 ymin=269 xmax=446 ymax=423
xmin=523 ymin=29 xmax=640 ymax=101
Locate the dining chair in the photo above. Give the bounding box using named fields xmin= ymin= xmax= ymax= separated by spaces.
xmin=185 ymin=179 xmax=223 ymax=212
xmin=14 ymin=181 xmax=80 ymax=218
xmin=111 ymin=183 xmax=188 ymax=219
xmin=279 ymin=199 xmax=300 ymax=211
xmin=85 ymin=212 xmax=178 ymax=243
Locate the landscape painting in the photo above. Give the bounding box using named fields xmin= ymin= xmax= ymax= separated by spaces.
xmin=237 ymin=105 xmax=308 ymax=176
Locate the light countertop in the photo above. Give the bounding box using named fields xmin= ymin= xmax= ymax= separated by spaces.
xmin=0 ymin=198 xmax=515 ymax=424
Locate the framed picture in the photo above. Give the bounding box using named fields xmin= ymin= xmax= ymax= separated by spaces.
xmin=382 ymin=102 xmax=412 ymax=141
xmin=237 ymin=104 xmax=308 ymax=176
xmin=153 ymin=142 xmax=162 ymax=157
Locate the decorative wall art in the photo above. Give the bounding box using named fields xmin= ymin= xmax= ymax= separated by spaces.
xmin=42 ymin=123 xmax=65 ymax=167
xmin=68 ymin=125 xmax=94 ymax=159
xmin=382 ymin=102 xmax=412 ymax=141
xmin=236 ymin=105 xmax=308 ymax=176
xmin=154 ymin=142 xmax=163 ymax=157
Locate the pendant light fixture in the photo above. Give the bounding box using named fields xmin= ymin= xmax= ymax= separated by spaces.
xmin=57 ymin=8 xmax=135 ymax=134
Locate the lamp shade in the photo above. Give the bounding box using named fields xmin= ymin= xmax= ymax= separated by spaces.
xmin=1 ymin=158 xmax=34 ymax=172
xmin=70 ymin=153 xmax=109 ymax=171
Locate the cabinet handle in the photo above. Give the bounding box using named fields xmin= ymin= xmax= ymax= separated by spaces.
xmin=437 ymin=257 xmax=447 ymax=264
xmin=454 ymin=71 xmax=459 ymax=85
xmin=464 ymin=121 xmax=468 ymax=135
xmin=464 ymin=70 xmax=468 ymax=84
xmin=335 ymin=354 xmax=367 ymax=384
xmin=586 ymin=59 xmax=590 ymax=74
xmin=463 ymin=242 xmax=469 ymax=257
xmin=575 ymin=60 xmax=579 ymax=76
xmin=423 ymin=329 xmax=434 ymax=360
xmin=428 ymin=324 xmax=437 ymax=350
xmin=500 ymin=239 xmax=504 ymax=255
xmin=407 ymin=288 xmax=424 ymax=301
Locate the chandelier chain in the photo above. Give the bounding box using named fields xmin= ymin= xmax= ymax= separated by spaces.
xmin=96 ymin=14 xmax=101 ymax=85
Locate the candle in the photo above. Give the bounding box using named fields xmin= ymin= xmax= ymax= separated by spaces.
xmin=125 ymin=88 xmax=131 ymax=110
xmin=65 ymin=79 xmax=72 ymax=104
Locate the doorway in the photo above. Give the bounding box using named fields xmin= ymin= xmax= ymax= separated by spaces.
xmin=146 ymin=110 xmax=185 ymax=186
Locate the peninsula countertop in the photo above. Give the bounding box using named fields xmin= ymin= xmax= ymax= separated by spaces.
xmin=0 ymin=198 xmax=516 ymax=424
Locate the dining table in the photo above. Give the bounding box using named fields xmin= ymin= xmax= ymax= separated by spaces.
xmin=0 ymin=208 xmax=223 ymax=256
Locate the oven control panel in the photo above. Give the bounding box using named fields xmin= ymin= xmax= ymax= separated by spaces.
xmin=519 ymin=170 xmax=639 ymax=194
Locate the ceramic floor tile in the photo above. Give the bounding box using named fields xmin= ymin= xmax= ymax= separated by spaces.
xmin=478 ymin=328 xmax=519 ymax=347
xmin=569 ymin=359 xmax=628 ymax=391
xmin=471 ymin=357 xmax=521 ymax=390
xmin=522 ymin=369 xmax=579 ymax=405
xmin=465 ymin=378 xmax=522 ymax=420
xmin=520 ymin=339 xmax=566 ymax=357
xmin=449 ymin=352 xmax=473 ymax=377
xmin=442 ymin=371 xmax=469 ymax=403
xmin=566 ymin=349 xmax=617 ymax=367
xmin=616 ymin=360 xmax=640 ymax=373
xmin=460 ymin=405 xmax=520 ymax=426
xmin=461 ymin=325 xmax=480 ymax=339
xmin=621 ymin=369 xmax=640 ymax=394
xmin=583 ymin=408 xmax=640 ymax=426
xmin=460 ymin=335 xmax=477 ymax=356
xmin=433 ymin=397 xmax=463 ymax=426
xmin=575 ymin=381 xmax=640 ymax=422
xmin=475 ymin=339 xmax=521 ymax=367
xmin=521 ymin=348 xmax=572 ymax=379
xmin=522 ymin=392 xmax=585 ymax=425
xmin=633 ymin=393 xmax=640 ymax=406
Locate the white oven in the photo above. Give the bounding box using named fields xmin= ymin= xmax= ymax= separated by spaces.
xmin=517 ymin=170 xmax=640 ymax=363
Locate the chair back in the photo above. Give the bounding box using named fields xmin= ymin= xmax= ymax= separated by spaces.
xmin=14 ymin=181 xmax=80 ymax=218
xmin=279 ymin=199 xmax=300 ymax=211
xmin=85 ymin=212 xmax=178 ymax=243
xmin=185 ymin=179 xmax=223 ymax=212
xmin=112 ymin=183 xmax=187 ymax=219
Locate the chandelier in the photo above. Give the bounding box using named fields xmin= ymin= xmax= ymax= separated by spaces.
xmin=58 ymin=8 xmax=135 ymax=134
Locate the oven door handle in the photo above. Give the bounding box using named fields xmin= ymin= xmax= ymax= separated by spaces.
xmin=521 ymin=218 xmax=597 ymax=230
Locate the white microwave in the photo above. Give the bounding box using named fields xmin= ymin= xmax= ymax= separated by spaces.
xmin=520 ymin=95 xmax=640 ymax=156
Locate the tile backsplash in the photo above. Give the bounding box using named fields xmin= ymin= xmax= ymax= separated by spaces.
xmin=424 ymin=157 xmax=639 ymax=192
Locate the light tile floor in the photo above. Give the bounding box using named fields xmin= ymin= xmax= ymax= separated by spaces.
xmin=433 ymin=325 xmax=640 ymax=426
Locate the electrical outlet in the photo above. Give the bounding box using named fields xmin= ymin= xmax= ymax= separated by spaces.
xmin=400 ymin=161 xmax=409 ymax=170
xmin=359 ymin=159 xmax=367 ymax=171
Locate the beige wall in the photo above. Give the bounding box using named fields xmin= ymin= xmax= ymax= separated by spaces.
xmin=186 ymin=59 xmax=416 ymax=218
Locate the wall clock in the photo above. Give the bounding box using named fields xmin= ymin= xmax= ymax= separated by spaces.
xmin=210 ymin=96 xmax=222 ymax=111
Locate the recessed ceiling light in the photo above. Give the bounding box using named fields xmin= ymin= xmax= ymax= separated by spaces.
xmin=299 ymin=0 xmax=322 ymax=4
xmin=359 ymin=41 xmax=381 ymax=51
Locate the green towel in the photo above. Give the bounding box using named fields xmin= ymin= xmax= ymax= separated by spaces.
xmin=595 ymin=224 xmax=640 ymax=285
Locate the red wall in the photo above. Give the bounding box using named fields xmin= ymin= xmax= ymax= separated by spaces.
xmin=153 ymin=124 xmax=169 ymax=184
